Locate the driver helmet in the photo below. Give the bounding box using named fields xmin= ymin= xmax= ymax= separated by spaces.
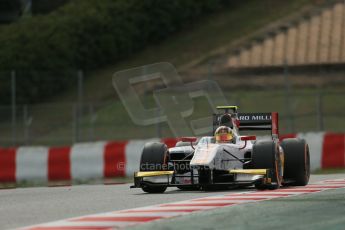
xmin=215 ymin=126 xmax=234 ymax=143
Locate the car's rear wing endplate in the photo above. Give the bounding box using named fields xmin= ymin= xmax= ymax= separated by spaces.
xmin=238 ymin=112 xmax=279 ymax=137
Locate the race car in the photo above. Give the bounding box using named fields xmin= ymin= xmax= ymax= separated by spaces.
xmin=131 ymin=106 xmax=310 ymax=193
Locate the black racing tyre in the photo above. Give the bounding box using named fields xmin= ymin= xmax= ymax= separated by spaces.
xmin=141 ymin=185 xmax=167 ymax=193
xmin=281 ymin=138 xmax=310 ymax=186
xmin=254 ymin=183 xmax=267 ymax=190
xmin=252 ymin=141 xmax=283 ymax=190
xmin=177 ymin=185 xmax=200 ymax=191
xmin=140 ymin=142 xmax=168 ymax=171
xmin=139 ymin=142 xmax=168 ymax=193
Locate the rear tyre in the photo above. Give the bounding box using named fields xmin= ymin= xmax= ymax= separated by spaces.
xmin=139 ymin=142 xmax=168 ymax=193
xmin=252 ymin=141 xmax=283 ymax=190
xmin=281 ymin=138 xmax=310 ymax=186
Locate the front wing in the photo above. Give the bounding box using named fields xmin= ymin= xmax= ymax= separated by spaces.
xmin=131 ymin=169 xmax=275 ymax=189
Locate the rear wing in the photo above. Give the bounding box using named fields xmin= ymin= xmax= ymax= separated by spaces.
xmin=238 ymin=112 xmax=279 ymax=137
xmin=213 ymin=106 xmax=279 ymax=138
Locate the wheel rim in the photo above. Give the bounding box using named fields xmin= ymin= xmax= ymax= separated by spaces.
xmin=274 ymin=147 xmax=283 ymax=187
xmin=304 ymin=144 xmax=310 ymax=182
xmin=275 ymin=160 xmax=282 ymax=186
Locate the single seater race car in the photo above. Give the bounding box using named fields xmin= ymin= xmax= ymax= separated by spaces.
xmin=131 ymin=106 xmax=310 ymax=193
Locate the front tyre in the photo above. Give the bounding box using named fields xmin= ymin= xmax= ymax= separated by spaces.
xmin=252 ymin=141 xmax=283 ymax=190
xmin=142 ymin=185 xmax=167 ymax=193
xmin=139 ymin=142 xmax=168 ymax=193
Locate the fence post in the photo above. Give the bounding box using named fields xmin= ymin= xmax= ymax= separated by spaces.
xmin=156 ymin=107 xmax=161 ymax=139
xmin=283 ymin=60 xmax=295 ymax=133
xmin=77 ymin=70 xmax=84 ymax=142
xmin=23 ymin=104 xmax=31 ymax=145
xmin=73 ymin=103 xmax=78 ymax=143
xmin=233 ymin=92 xmax=241 ymax=108
xmin=316 ymin=93 xmax=324 ymax=131
xmin=88 ymin=103 xmax=96 ymax=142
xmin=11 ymin=70 xmax=16 ymax=146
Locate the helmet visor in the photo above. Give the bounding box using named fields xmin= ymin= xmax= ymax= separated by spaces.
xmin=216 ymin=133 xmax=233 ymax=142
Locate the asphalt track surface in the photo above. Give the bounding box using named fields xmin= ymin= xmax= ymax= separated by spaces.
xmin=0 ymin=174 xmax=344 ymax=229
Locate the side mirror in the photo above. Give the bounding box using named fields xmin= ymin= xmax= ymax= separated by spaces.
xmin=239 ymin=136 xmax=256 ymax=150
xmin=181 ymin=137 xmax=197 ymax=143
xmin=240 ymin=136 xmax=256 ymax=141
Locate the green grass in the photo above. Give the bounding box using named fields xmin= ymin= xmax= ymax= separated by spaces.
xmin=1 ymin=85 xmax=343 ymax=146
xmin=12 ymin=85 xmax=342 ymax=146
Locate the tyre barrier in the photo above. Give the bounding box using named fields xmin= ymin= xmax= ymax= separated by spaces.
xmin=0 ymin=133 xmax=344 ymax=183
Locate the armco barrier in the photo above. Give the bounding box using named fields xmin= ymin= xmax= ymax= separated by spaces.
xmin=0 ymin=133 xmax=344 ymax=183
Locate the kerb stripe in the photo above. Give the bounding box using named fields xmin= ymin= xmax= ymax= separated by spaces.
xmin=104 ymin=141 xmax=127 ymax=177
xmin=0 ymin=147 xmax=16 ymax=182
xmin=48 ymin=147 xmax=71 ymax=181
xmin=322 ymin=133 xmax=345 ymax=168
